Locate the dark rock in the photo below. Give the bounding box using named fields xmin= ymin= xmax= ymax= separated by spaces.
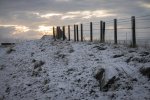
xmin=128 ymin=50 xmax=136 ymax=53
xmin=84 ymin=84 xmax=87 ymax=88
xmin=27 ymin=84 xmax=32 ymax=86
xmin=140 ymin=67 xmax=150 ymax=78
xmin=102 ymin=76 xmax=116 ymax=92
xmin=55 ymin=52 xmax=66 ymax=59
xmin=5 ymin=87 xmax=11 ymax=94
xmin=77 ymin=79 xmax=81 ymax=83
xmin=140 ymin=51 xmax=149 ymax=56
xmin=32 ymin=59 xmax=36 ymax=63
xmin=93 ymin=46 xmax=106 ymax=50
xmin=12 ymin=75 xmax=16 ymax=78
xmin=1 ymin=43 xmax=15 ymax=46
xmin=126 ymin=57 xmax=133 ymax=63
xmin=113 ymin=54 xmax=124 ymax=58
xmin=43 ymin=79 xmax=50 ymax=85
xmin=131 ymin=78 xmax=138 ymax=82
xmin=113 ymin=46 xmax=119 ymax=49
xmin=32 ymin=71 xmax=39 ymax=77
xmin=126 ymin=85 xmax=133 ymax=90
xmin=132 ymin=57 xmax=150 ymax=63
xmin=58 ymin=54 xmax=66 ymax=59
xmin=89 ymin=54 xmax=94 ymax=57
xmin=66 ymin=68 xmax=76 ymax=75
xmin=0 ymin=65 xmax=5 ymax=70
xmin=34 ymin=61 xmax=45 ymax=69
xmin=94 ymin=68 xmax=105 ymax=81
xmin=43 ymin=70 xmax=47 ymax=73
xmin=41 ymin=49 xmax=45 ymax=52
xmin=6 ymin=48 xmax=15 ymax=54
xmin=31 ymin=52 xmax=34 ymax=57
xmin=89 ymin=89 xmax=95 ymax=94
xmin=95 ymin=59 xmax=99 ymax=61
xmin=41 ymin=85 xmax=49 ymax=93
xmin=69 ymin=49 xmax=74 ymax=53
xmin=37 ymin=67 xmax=42 ymax=71
xmin=110 ymin=93 xmax=116 ymax=99
xmin=94 ymin=68 xmax=119 ymax=92
xmin=94 ymin=68 xmax=107 ymax=91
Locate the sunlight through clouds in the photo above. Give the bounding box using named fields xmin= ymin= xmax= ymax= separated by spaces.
xmin=141 ymin=3 xmax=150 ymax=8
xmin=36 ymin=25 xmax=53 ymax=35
xmin=0 ymin=25 xmax=30 ymax=35
xmin=92 ymin=10 xmax=116 ymax=18
xmin=33 ymin=9 xmax=116 ymax=20
xmin=61 ymin=10 xmax=116 ymax=20
xmin=40 ymin=13 xmax=62 ymax=18
xmin=13 ymin=26 xmax=30 ymax=35
xmin=61 ymin=15 xmax=76 ymax=20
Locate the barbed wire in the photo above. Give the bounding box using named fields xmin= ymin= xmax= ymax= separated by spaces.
xmin=136 ymin=27 xmax=150 ymax=29
xmin=53 ymin=14 xmax=150 ymax=28
xmin=136 ymin=14 xmax=150 ymax=18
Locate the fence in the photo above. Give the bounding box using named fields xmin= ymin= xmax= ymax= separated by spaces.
xmin=53 ymin=15 xmax=150 ymax=48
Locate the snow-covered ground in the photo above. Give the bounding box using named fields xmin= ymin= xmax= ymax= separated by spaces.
xmin=0 ymin=36 xmax=150 ymax=100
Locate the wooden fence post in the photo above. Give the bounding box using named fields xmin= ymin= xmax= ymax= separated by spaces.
xmin=100 ymin=21 xmax=103 ymax=42
xmin=103 ymin=22 xmax=105 ymax=42
xmin=68 ymin=25 xmax=70 ymax=41
xmin=63 ymin=26 xmax=65 ymax=40
xmin=53 ymin=27 xmax=56 ymax=40
xmin=131 ymin=16 xmax=136 ymax=47
xmin=74 ymin=24 xmax=76 ymax=41
xmin=114 ymin=19 xmax=117 ymax=44
xmin=81 ymin=24 xmax=83 ymax=42
xmin=90 ymin=22 xmax=93 ymax=42
xmin=56 ymin=26 xmax=59 ymax=39
xmin=76 ymin=25 xmax=79 ymax=41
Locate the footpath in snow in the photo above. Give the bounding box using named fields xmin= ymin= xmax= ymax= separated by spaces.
xmin=0 ymin=36 xmax=150 ymax=100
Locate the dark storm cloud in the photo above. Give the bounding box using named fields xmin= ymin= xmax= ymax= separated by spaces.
xmin=0 ymin=0 xmax=150 ymax=42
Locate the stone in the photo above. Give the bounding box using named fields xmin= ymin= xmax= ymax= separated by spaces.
xmin=34 ymin=61 xmax=45 ymax=69
xmin=6 ymin=48 xmax=15 ymax=54
xmin=113 ymin=54 xmax=124 ymax=58
xmin=140 ymin=67 xmax=150 ymax=78
xmin=94 ymin=68 xmax=117 ymax=92
xmin=140 ymin=51 xmax=149 ymax=56
xmin=93 ymin=46 xmax=106 ymax=50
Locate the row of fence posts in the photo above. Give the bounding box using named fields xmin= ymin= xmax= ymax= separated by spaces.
xmin=53 ymin=16 xmax=136 ymax=47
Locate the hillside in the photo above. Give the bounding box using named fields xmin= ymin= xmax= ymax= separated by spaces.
xmin=0 ymin=36 xmax=150 ymax=100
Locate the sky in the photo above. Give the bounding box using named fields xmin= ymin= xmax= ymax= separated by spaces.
xmin=0 ymin=0 xmax=150 ymax=42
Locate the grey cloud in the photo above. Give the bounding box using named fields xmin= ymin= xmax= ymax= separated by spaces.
xmin=0 ymin=0 xmax=150 ymax=41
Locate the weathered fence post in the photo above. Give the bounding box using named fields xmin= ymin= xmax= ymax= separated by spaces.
xmin=131 ymin=16 xmax=136 ymax=47
xmin=81 ymin=24 xmax=83 ymax=42
xmin=103 ymin=22 xmax=105 ymax=42
xmin=114 ymin=19 xmax=117 ymax=44
xmin=90 ymin=22 xmax=93 ymax=42
xmin=76 ymin=25 xmax=79 ymax=41
xmin=68 ymin=25 xmax=70 ymax=41
xmin=53 ymin=27 xmax=56 ymax=40
xmin=100 ymin=21 xmax=103 ymax=42
xmin=74 ymin=24 xmax=76 ymax=41
xmin=63 ymin=26 xmax=65 ymax=40
xmin=56 ymin=26 xmax=60 ymax=39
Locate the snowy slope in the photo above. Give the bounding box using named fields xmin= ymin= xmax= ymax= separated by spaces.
xmin=0 ymin=36 xmax=150 ymax=100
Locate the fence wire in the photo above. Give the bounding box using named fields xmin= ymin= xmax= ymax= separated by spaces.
xmin=53 ymin=15 xmax=150 ymax=48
